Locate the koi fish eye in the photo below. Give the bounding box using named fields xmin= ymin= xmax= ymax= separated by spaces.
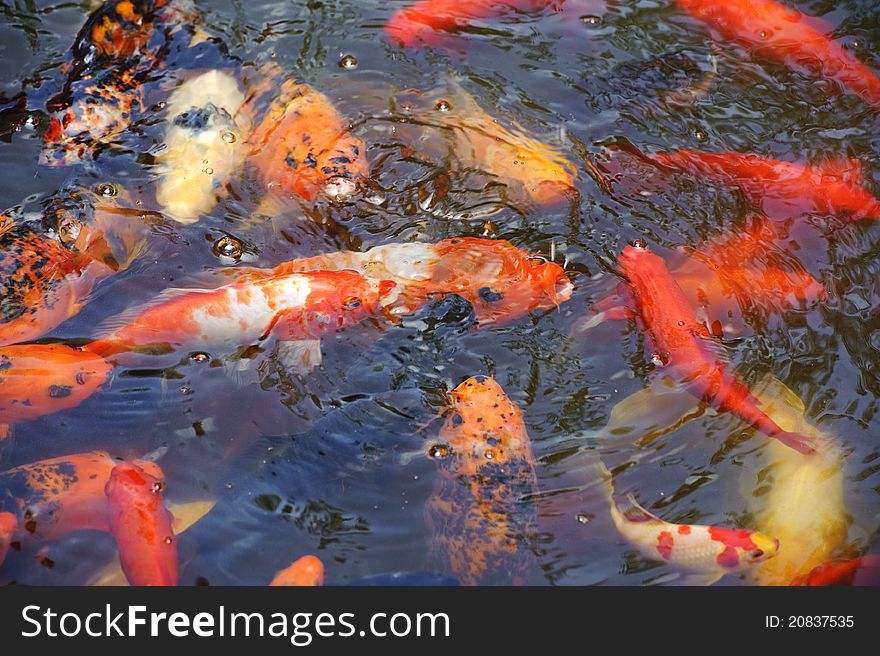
xmin=747 ymin=549 xmax=765 ymax=561
xmin=95 ymin=182 xmax=118 ymax=198
xmin=342 ymin=296 xmax=363 ymax=310
xmin=629 ymin=238 xmax=648 ymax=250
xmin=478 ymin=287 xmax=503 ymax=303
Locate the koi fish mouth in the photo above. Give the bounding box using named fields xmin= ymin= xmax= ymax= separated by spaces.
xmin=554 ymin=275 xmax=574 ymax=304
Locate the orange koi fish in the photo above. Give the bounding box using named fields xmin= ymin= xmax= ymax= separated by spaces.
xmin=598 ymin=464 xmax=778 ymax=585
xmin=426 ymin=376 xmax=538 ymax=585
xmin=0 ymin=512 xmax=16 ymax=567
xmin=0 ymin=345 xmax=111 ymax=438
xmin=607 ymin=242 xmax=817 ymax=455
xmin=248 ymin=238 xmax=572 ymax=326
xmin=673 ymin=0 xmax=880 ymax=112
xmin=0 ymin=452 xmax=162 ymax=543
xmin=395 ymin=81 xmax=577 ymax=206
xmin=248 ymin=80 xmax=368 ymax=204
xmin=85 ymin=270 xmax=395 ymax=358
xmin=790 ymin=555 xmax=880 ymax=586
xmin=648 ymin=150 xmax=880 ymax=222
xmin=42 ymin=0 xmax=192 ymax=165
xmin=385 ymin=0 xmax=553 ymax=48
xmin=269 ymin=555 xmax=325 ymax=586
xmin=105 ymin=462 xmax=178 ymax=586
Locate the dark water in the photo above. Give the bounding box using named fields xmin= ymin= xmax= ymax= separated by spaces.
xmin=1 ymin=0 xmax=880 ymax=585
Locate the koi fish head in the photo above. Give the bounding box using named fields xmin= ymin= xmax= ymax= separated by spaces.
xmin=430 ymin=238 xmax=572 ymax=325
xmin=300 ymin=270 xmax=397 ymax=333
xmin=0 ymin=345 xmax=112 ymax=427
xmin=708 ymin=526 xmax=779 ymax=571
xmin=435 ymin=375 xmax=534 ymax=476
xmin=270 ymin=555 xmax=325 ymax=587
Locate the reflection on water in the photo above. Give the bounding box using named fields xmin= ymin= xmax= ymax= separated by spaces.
xmin=1 ymin=0 xmax=879 ymax=585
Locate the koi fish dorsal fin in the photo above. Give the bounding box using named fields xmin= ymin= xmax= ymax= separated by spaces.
xmin=615 ymin=493 xmax=664 ymax=524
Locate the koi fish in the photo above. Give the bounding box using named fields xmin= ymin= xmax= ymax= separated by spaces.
xmin=0 ymin=183 xmax=151 ymax=346
xmin=0 ymin=452 xmax=162 ymax=542
xmin=41 ymin=0 xmax=193 ymax=165
xmin=0 ymin=512 xmax=16 ymax=567
xmin=790 ymin=555 xmax=880 ymax=586
xmin=647 ymin=150 xmax=880 ymax=222
xmin=393 ymin=80 xmax=577 ymax=206
xmin=105 ymin=462 xmax=178 ymax=586
xmin=242 ymin=238 xmax=572 ymax=326
xmin=269 ymin=555 xmax=325 ymax=586
xmin=155 ymin=70 xmax=252 ymax=223
xmin=737 ymin=375 xmax=849 ymax=586
xmin=248 ymin=79 xmax=368 ymax=204
xmin=598 ymin=463 xmax=779 ymax=585
xmin=85 ymin=270 xmax=395 ymax=358
xmin=385 ymin=0 xmax=553 ymax=48
xmin=607 ymin=242 xmax=817 ymax=455
xmin=426 ymin=375 xmax=538 ymax=585
xmin=0 ymin=345 xmax=112 ymax=438
xmin=673 ymin=0 xmax=880 ymax=112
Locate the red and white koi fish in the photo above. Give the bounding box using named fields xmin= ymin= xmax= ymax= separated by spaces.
xmin=248 ymin=79 xmax=368 ymax=204
xmin=790 ymin=555 xmax=880 ymax=586
xmin=673 ymin=0 xmax=880 ymax=112
xmin=234 ymin=238 xmax=572 ymax=326
xmin=85 ymin=270 xmax=395 ymax=358
xmin=385 ymin=0 xmax=554 ymax=48
xmin=604 ymin=242 xmax=817 ymax=455
xmin=426 ymin=375 xmax=538 ymax=585
xmin=0 ymin=345 xmax=112 ymax=439
xmin=599 ymin=464 xmax=779 ymax=584
xmin=105 ymin=462 xmax=178 ymax=586
xmin=269 ymin=555 xmax=325 ymax=586
xmin=0 ymin=512 xmax=16 ymax=567
xmin=648 ymin=150 xmax=880 ymax=222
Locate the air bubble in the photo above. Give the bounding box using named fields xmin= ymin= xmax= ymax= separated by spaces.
xmin=629 ymin=238 xmax=648 ymax=249
xmin=164 ymin=536 xmax=174 ymax=545
xmin=213 ymin=235 xmax=243 ymax=259
xmin=484 ymin=449 xmax=496 ymax=460
xmin=576 ymin=512 xmax=593 ymax=524
xmin=428 ymin=444 xmax=451 ymax=459
xmin=434 ymin=99 xmax=451 ymax=113
xmin=190 ymin=352 xmax=211 ymax=363
xmin=339 ymin=54 xmax=358 ymax=69
xmin=580 ymin=15 xmax=601 ymax=26
xmin=694 ymin=129 xmax=707 ymax=142
xmin=203 ymin=167 xmax=214 ymax=175
xmin=221 ymin=131 xmax=237 ymax=144
xmin=96 ymin=182 xmax=118 ymax=198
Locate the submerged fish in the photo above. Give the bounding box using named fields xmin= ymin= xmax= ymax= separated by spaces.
xmin=0 ymin=452 xmax=162 ymax=544
xmin=241 ymin=238 xmax=572 ymax=326
xmin=0 ymin=511 xmax=16 ymax=567
xmin=648 ymin=150 xmax=880 ymax=222
xmin=155 ymin=70 xmax=252 ymax=223
xmin=85 ymin=270 xmax=395 ymax=358
xmin=269 ymin=555 xmax=325 ymax=586
xmin=602 ymin=242 xmax=816 ymax=455
xmin=42 ymin=0 xmax=194 ymax=165
xmin=789 ymin=555 xmax=880 ymax=586
xmin=0 ymin=345 xmax=112 ymax=438
xmin=426 ymin=375 xmax=538 ymax=585
xmin=248 ymin=79 xmax=368 ymax=204
xmin=105 ymin=461 xmax=178 ymax=586
xmin=385 ymin=0 xmax=552 ymax=48
xmin=393 ymin=81 xmax=577 ymax=206
xmin=598 ymin=463 xmax=779 ymax=585
xmin=673 ymin=0 xmax=880 ymax=112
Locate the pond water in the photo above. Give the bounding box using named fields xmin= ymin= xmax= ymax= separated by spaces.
xmin=1 ymin=0 xmax=879 ymax=585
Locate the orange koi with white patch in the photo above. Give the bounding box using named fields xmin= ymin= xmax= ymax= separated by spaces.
xmin=105 ymin=462 xmax=177 ymax=586
xmin=248 ymin=80 xmax=368 ymax=203
xmin=426 ymin=376 xmax=538 ymax=585
xmin=238 ymin=238 xmax=572 ymax=326
xmin=85 ymin=270 xmax=395 ymax=358
xmin=269 ymin=555 xmax=324 ymax=586
xmin=611 ymin=242 xmax=817 ymax=455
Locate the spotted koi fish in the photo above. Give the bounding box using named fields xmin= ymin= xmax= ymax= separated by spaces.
xmin=105 ymin=462 xmax=178 ymax=586
xmin=0 ymin=182 xmax=151 ymax=346
xmin=673 ymin=0 xmax=880 ymax=113
xmin=248 ymin=79 xmax=368 ymax=204
xmin=426 ymin=375 xmax=538 ymax=585
xmin=648 ymin=151 xmax=880 ymax=222
xmin=599 ymin=464 xmax=779 ymax=584
xmin=42 ymin=0 xmax=194 ymax=166
xmin=269 ymin=555 xmax=325 ymax=586
xmin=233 ymin=238 xmax=572 ymax=326
xmin=607 ymin=242 xmax=817 ymax=455
xmin=85 ymin=270 xmax=395 ymax=358
xmin=0 ymin=511 xmax=15 ymax=567
xmin=155 ymin=70 xmax=253 ymax=223
xmin=0 ymin=452 xmax=161 ymax=544
xmin=0 ymin=345 xmax=112 ymax=439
